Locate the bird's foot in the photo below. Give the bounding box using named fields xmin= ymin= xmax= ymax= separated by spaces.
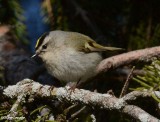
xmin=66 ymin=82 xmax=77 ymax=94
xmin=68 ymin=84 xmax=77 ymax=93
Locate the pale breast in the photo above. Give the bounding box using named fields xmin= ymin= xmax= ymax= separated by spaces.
xmin=44 ymin=47 xmax=102 ymax=83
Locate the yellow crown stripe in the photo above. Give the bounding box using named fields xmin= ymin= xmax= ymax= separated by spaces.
xmin=35 ymin=38 xmax=41 ymax=48
xmin=35 ymin=32 xmax=49 ymax=50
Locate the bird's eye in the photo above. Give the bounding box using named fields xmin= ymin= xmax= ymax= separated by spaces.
xmin=42 ymin=44 xmax=47 ymax=49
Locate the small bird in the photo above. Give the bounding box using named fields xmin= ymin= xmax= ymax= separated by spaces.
xmin=32 ymin=30 xmax=123 ymax=86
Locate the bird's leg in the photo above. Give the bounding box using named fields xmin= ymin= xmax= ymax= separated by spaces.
xmin=69 ymin=78 xmax=81 ymax=93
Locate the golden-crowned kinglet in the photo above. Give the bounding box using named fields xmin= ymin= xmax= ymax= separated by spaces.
xmin=32 ymin=30 xmax=123 ymax=85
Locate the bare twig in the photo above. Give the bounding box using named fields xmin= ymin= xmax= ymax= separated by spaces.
xmin=122 ymin=90 xmax=160 ymax=102
xmin=119 ymin=66 xmax=135 ymax=98
xmin=64 ymin=104 xmax=78 ymax=114
xmin=96 ymin=46 xmax=160 ymax=73
xmin=69 ymin=106 xmax=86 ymax=121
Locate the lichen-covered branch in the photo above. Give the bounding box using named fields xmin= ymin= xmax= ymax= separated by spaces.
xmin=122 ymin=105 xmax=158 ymax=122
xmin=3 ymin=79 xmax=160 ymax=122
xmin=96 ymin=46 xmax=160 ymax=73
xmin=6 ymin=94 xmax=25 ymax=121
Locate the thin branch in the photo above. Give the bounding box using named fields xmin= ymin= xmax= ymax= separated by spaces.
xmin=122 ymin=90 xmax=160 ymax=102
xmin=69 ymin=106 xmax=86 ymax=121
xmin=119 ymin=66 xmax=135 ymax=98
xmin=96 ymin=46 xmax=160 ymax=73
xmin=64 ymin=104 xmax=78 ymax=114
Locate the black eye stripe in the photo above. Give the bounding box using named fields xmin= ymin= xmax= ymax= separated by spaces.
xmin=35 ymin=32 xmax=49 ymax=50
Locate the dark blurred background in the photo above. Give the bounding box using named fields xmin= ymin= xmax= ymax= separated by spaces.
xmin=1 ymin=0 xmax=160 ymax=52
